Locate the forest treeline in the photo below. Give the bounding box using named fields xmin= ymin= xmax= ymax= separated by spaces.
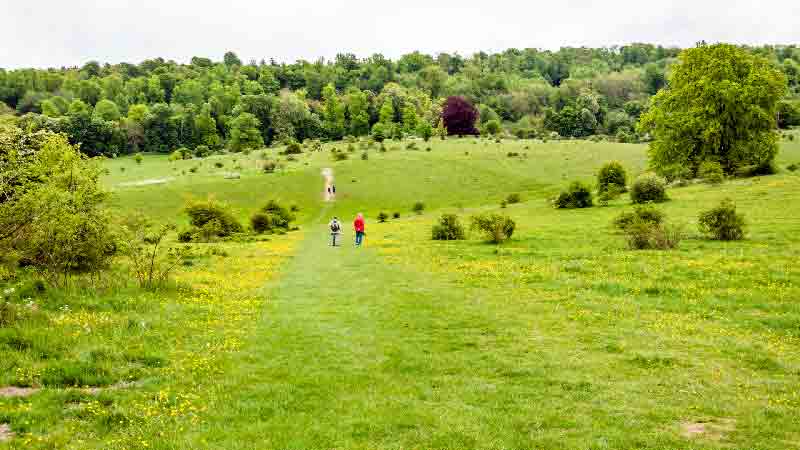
xmin=1 ymin=44 xmax=799 ymax=156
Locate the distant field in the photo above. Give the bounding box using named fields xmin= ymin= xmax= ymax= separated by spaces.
xmin=2 ymin=136 xmax=799 ymax=449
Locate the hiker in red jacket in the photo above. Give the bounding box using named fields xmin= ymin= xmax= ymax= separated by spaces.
xmin=353 ymin=213 xmax=365 ymax=246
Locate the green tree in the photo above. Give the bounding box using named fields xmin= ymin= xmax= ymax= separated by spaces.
xmin=345 ymin=89 xmax=370 ymax=136
xmin=228 ymin=112 xmax=263 ymax=151
xmin=402 ymin=104 xmax=418 ymax=134
xmin=639 ymin=43 xmax=787 ymax=175
xmin=93 ymin=99 xmax=121 ymax=121
xmin=322 ymin=84 xmax=346 ymax=140
xmin=379 ymin=99 xmax=395 ymax=125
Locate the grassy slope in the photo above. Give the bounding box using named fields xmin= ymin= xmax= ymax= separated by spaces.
xmin=2 ymin=136 xmax=799 ymax=449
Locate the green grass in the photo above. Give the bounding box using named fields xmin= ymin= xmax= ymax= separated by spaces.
xmin=2 ymin=136 xmax=800 ymax=449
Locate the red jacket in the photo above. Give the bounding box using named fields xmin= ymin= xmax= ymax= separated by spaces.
xmin=354 ymin=217 xmax=365 ymax=232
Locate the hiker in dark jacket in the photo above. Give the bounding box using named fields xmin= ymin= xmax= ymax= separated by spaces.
xmin=329 ymin=217 xmax=342 ymax=246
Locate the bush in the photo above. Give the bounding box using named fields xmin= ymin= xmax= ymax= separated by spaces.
xmin=698 ymin=161 xmax=725 ymax=185
xmin=412 ymin=201 xmax=425 ymax=215
xmin=188 ymin=166 xmax=199 ymax=173
xmin=614 ymin=205 xmax=665 ymax=231
xmin=660 ymin=164 xmax=694 ymax=184
xmin=134 ymin=153 xmax=143 ymax=164
xmin=185 ymin=200 xmax=243 ymax=237
xmin=252 ymin=200 xmax=295 ymax=234
xmin=698 ymin=199 xmax=746 ymax=241
xmin=177 ymin=229 xmax=195 ymax=243
xmin=598 ymin=185 xmax=623 ymax=206
xmin=214 ymin=161 xmax=224 ymax=168
xmin=194 ymin=145 xmax=210 ymax=157
xmin=630 ymin=173 xmax=668 ymax=204
xmin=263 ymin=161 xmax=277 ymax=173
xmin=347 ymin=143 xmax=356 ymax=153
xmin=787 ymin=163 xmax=798 ymax=172
xmin=377 ymin=212 xmax=389 ymax=223
xmin=432 ymin=214 xmax=466 ymax=240
xmin=361 ymin=151 xmax=368 ymax=160
xmin=471 ymin=214 xmax=516 ymax=243
xmin=392 ymin=212 xmax=401 ymax=219
xmin=506 ymin=193 xmax=521 ymax=204
xmin=624 ymin=220 xmax=683 ymax=250
xmin=333 ymin=152 xmax=348 ymax=161
xmin=406 ymin=142 xmax=418 ymax=150
xmin=597 ymin=161 xmax=628 ymax=193
xmin=554 ymin=181 xmax=593 ymax=209
xmin=284 ymin=141 xmax=302 ymax=155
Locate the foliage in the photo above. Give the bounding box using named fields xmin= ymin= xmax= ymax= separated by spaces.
xmin=431 ymin=214 xmax=466 ymax=240
xmin=412 ymin=201 xmax=425 ymax=214
xmin=377 ymin=212 xmax=389 ymax=223
xmin=630 ymin=173 xmax=668 ymax=204
xmin=623 ymin=220 xmax=683 ymax=250
xmin=597 ymin=161 xmax=628 ymax=193
xmin=554 ymin=181 xmax=593 ymax=209
xmin=470 ymin=213 xmax=516 ymax=244
xmin=228 ymin=113 xmax=264 ymax=152
xmin=698 ymin=160 xmax=725 ymax=185
xmin=698 ymin=199 xmax=746 ymax=240
xmin=506 ymin=193 xmax=521 ymax=204
xmin=184 ymin=199 xmax=243 ymax=238
xmin=614 ymin=205 xmax=665 ymax=231
xmin=442 ymin=96 xmax=479 ymax=136
xmin=252 ymin=200 xmax=295 ymax=234
xmin=483 ymin=119 xmax=502 ymax=136
xmin=283 ymin=140 xmax=302 ymax=155
xmin=639 ymin=43 xmax=787 ymax=175
xmin=119 ymin=215 xmax=190 ymax=290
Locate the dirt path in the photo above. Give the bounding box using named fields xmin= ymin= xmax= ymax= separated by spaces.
xmin=322 ymin=167 xmax=335 ymax=201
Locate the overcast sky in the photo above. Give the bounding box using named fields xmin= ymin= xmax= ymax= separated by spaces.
xmin=2 ymin=0 xmax=798 ymax=69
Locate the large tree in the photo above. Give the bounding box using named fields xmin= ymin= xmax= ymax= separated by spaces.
xmin=441 ymin=96 xmax=479 ymax=136
xmin=639 ymin=43 xmax=787 ymax=175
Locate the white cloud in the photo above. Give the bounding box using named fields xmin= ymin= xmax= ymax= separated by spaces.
xmin=2 ymin=0 xmax=798 ymax=68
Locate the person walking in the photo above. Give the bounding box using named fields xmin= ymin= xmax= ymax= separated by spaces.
xmin=332 ymin=184 xmax=336 ymax=195
xmin=353 ymin=213 xmax=365 ymax=246
xmin=329 ymin=217 xmax=342 ymax=246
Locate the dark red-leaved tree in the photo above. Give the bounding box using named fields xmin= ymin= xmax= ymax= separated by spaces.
xmin=441 ymin=96 xmax=479 ymax=136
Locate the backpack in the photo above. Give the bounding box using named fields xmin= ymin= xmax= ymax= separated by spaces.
xmin=330 ymin=221 xmax=340 ymax=232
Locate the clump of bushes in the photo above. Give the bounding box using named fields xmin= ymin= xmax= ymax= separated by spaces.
xmin=263 ymin=161 xmax=277 ymax=173
xmin=251 ymin=200 xmax=295 ymax=234
xmin=630 ymin=173 xmax=668 ymax=204
xmin=554 ymin=181 xmax=593 ymax=209
xmin=194 ymin=145 xmax=211 ymax=157
xmin=698 ymin=199 xmax=746 ymax=241
xmin=471 ymin=213 xmax=516 ymax=244
xmin=698 ymin=161 xmax=725 ymax=185
xmin=432 ymin=214 xmax=466 ymax=240
xmin=283 ymin=140 xmax=302 ymax=155
xmin=597 ymin=161 xmax=628 ymax=193
xmin=598 ymin=185 xmax=623 ymax=206
xmin=614 ymin=205 xmax=664 ymax=231
xmin=333 ymin=151 xmax=348 ymax=161
xmin=184 ymin=200 xmax=243 ymax=241
xmin=506 ymin=193 xmax=521 ymax=204
xmin=613 ymin=205 xmax=680 ymax=250
xmin=787 ymin=163 xmax=798 ymax=172
xmin=361 ymin=152 xmax=368 ymax=160
xmin=412 ymin=201 xmax=425 ymax=215
xmin=377 ymin=212 xmax=389 ymax=223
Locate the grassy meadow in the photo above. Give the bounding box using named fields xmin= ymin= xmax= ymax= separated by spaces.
xmin=1 ymin=134 xmax=800 ymax=449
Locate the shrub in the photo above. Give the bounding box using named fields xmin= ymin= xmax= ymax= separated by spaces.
xmin=347 ymin=143 xmax=356 ymax=153
xmin=597 ymin=161 xmax=628 ymax=193
xmin=506 ymin=193 xmax=522 ymax=204
xmin=377 ymin=212 xmax=389 ymax=223
xmin=194 ymin=145 xmax=210 ymax=157
xmin=185 ymin=200 xmax=243 ymax=237
xmin=263 ymin=161 xmax=277 ymax=173
xmin=624 ymin=220 xmax=683 ymax=250
xmin=412 ymin=201 xmax=425 ymax=215
xmin=290 ymin=204 xmax=300 ymax=212
xmin=432 ymin=214 xmax=466 ymax=240
xmin=614 ymin=205 xmax=665 ymax=231
xmin=188 ymin=166 xmax=199 ymax=173
xmin=698 ymin=199 xmax=746 ymax=241
xmin=483 ymin=119 xmax=501 ymax=136
xmin=177 ymin=229 xmax=195 ymax=243
xmin=333 ymin=152 xmax=348 ymax=161
xmin=630 ymin=173 xmax=668 ymax=204
xmin=361 ymin=151 xmax=368 ymax=160
xmin=214 ymin=161 xmax=224 ymax=168
xmin=134 ymin=153 xmax=143 ymax=164
xmin=660 ymin=164 xmax=694 ymax=184
xmin=250 ymin=213 xmax=273 ymax=234
xmin=554 ymin=181 xmax=593 ymax=209
xmin=787 ymin=163 xmax=798 ymax=172
xmin=471 ymin=214 xmax=516 ymax=243
xmin=698 ymin=161 xmax=725 ymax=185
xmin=406 ymin=142 xmax=418 ymax=150
xmin=598 ymin=185 xmax=623 ymax=206
xmin=253 ymin=200 xmax=295 ymax=234
xmin=284 ymin=140 xmax=302 ymax=155
xmin=392 ymin=212 xmax=401 ymax=219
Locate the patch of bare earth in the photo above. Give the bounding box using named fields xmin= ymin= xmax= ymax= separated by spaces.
xmin=0 ymin=386 xmax=39 ymax=398
xmin=681 ymin=418 xmax=736 ymax=441
xmin=0 ymin=424 xmax=13 ymax=442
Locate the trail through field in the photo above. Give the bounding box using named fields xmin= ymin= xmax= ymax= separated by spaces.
xmin=322 ymin=167 xmax=335 ymax=201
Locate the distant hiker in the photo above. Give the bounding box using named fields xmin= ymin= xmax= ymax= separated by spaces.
xmin=329 ymin=217 xmax=342 ymax=246
xmin=327 ymin=186 xmax=331 ymax=194
xmin=353 ymin=213 xmax=365 ymax=246
xmin=332 ymin=185 xmax=336 ymax=195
